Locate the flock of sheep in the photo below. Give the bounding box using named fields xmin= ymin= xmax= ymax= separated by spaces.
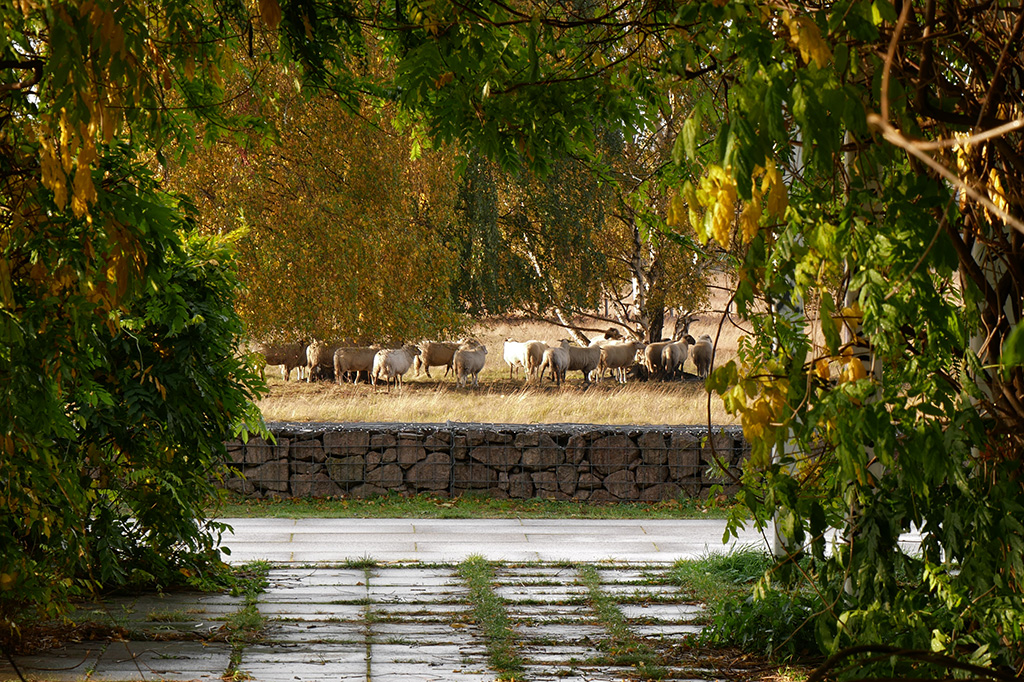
xmin=252 ymin=330 xmax=714 ymax=391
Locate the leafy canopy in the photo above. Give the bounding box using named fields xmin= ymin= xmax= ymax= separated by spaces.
xmin=3 ymin=0 xmax=1023 ymax=675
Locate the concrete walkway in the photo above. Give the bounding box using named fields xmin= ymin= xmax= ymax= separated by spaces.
xmin=218 ymin=517 xmax=771 ymax=564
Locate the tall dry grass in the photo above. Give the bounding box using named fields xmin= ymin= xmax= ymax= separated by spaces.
xmin=257 ymin=377 xmax=734 ymax=425
xmin=256 ymin=310 xmax=745 ymax=426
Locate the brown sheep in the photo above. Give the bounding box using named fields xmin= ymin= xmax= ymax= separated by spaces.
xmin=333 ymin=346 xmax=380 ymax=384
xmin=643 ymin=341 xmax=673 ymax=380
xmin=306 ymin=340 xmax=340 ymax=382
xmin=413 ymin=341 xmax=461 ymax=378
xmin=252 ymin=341 xmax=307 ymax=381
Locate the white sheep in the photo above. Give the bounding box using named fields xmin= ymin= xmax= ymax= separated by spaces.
xmin=691 ymin=334 xmax=714 ymax=378
xmin=502 ymin=338 xmax=547 ymax=383
xmin=454 ymin=342 xmax=488 ymax=387
xmin=524 ymin=340 xmax=548 ymax=383
xmin=596 ymin=340 xmax=646 ymax=384
xmin=371 ymin=345 xmax=422 ymax=392
xmin=565 ymin=344 xmax=602 ymax=385
xmin=661 ymin=335 xmax=695 ymax=380
xmin=333 ymin=346 xmax=380 ymax=384
xmin=503 ymin=338 xmax=530 ymax=380
xmin=538 ymin=340 xmax=571 ymax=387
xmin=643 ymin=340 xmax=673 ymax=380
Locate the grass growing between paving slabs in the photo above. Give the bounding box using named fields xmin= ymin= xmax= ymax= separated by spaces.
xmin=221 ymin=561 xmax=271 ymax=682
xmin=213 ymin=491 xmax=736 ymax=520
xmin=457 ymin=555 xmax=527 ymax=680
xmin=578 ymin=565 xmax=669 ymax=680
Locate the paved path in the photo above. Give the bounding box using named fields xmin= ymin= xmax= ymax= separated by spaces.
xmin=2 ymin=520 xmax=922 ymax=681
xmin=218 ymin=517 xmax=771 ymax=564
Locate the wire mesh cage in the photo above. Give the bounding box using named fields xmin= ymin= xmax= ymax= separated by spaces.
xmin=222 ymin=423 xmax=748 ymax=501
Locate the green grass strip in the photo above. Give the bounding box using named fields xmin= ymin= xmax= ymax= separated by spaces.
xmin=457 ymin=555 xmax=525 ymax=680
xmin=577 ymin=565 xmax=668 ymax=680
xmin=222 ymin=561 xmax=271 ymax=681
xmin=214 ymin=491 xmax=736 ymax=520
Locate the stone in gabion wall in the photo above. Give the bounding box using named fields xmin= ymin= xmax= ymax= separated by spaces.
xmin=222 ymin=422 xmax=749 ymax=501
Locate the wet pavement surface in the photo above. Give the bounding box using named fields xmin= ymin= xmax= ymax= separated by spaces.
xmin=1 ymin=518 xmax=824 ymax=681
xmin=2 ymin=564 xmax=720 ymax=682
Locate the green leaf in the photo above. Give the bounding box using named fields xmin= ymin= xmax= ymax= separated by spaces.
xmin=1001 ymin=323 xmax=1024 ymax=369
xmin=682 ymin=114 xmax=700 ymax=161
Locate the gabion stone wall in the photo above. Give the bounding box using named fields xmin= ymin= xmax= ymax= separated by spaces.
xmin=222 ymin=422 xmax=748 ymax=502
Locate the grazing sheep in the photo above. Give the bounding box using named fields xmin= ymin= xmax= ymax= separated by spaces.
xmin=413 ymin=341 xmax=461 ymax=378
xmin=252 ymin=341 xmax=307 ymax=381
xmin=597 ymin=341 xmax=646 ymax=384
xmin=306 ymin=340 xmax=339 ymax=382
xmin=661 ymin=335 xmax=696 ymax=380
xmin=333 ymin=346 xmax=380 ymax=384
xmin=454 ymin=342 xmax=488 ymax=387
xmin=371 ymin=345 xmax=422 ymax=392
xmin=691 ymin=334 xmax=715 ymax=378
xmin=538 ymin=340 xmax=571 ymax=387
xmin=565 ymin=344 xmax=602 ymax=385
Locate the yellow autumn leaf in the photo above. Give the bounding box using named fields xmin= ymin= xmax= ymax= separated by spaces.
xmin=739 ymin=194 xmax=762 ymax=244
xmin=0 ymin=258 xmax=14 ymax=308
xmin=840 ymin=356 xmax=867 ymax=383
xmin=988 ymin=168 xmax=1008 ymax=215
xmin=72 ymin=165 xmax=97 ymax=218
xmin=741 ymin=397 xmax=775 ymax=441
xmin=784 ymin=13 xmax=832 ymax=68
xmin=668 ymin=191 xmax=685 ymax=227
xmin=0 ymin=572 xmax=17 ymax=591
xmin=762 ymin=162 xmax=788 ymax=217
xmin=697 ymin=165 xmax=737 ymax=248
xmin=683 ymin=182 xmax=701 ymax=238
xmin=815 ymin=358 xmax=831 ymax=381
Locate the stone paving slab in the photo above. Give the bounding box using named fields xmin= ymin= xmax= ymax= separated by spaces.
xmin=242 ymin=644 xmax=366 ymax=682
xmin=91 ymin=641 xmax=232 ymax=681
xmin=494 ymin=585 xmax=589 ymax=601
xmin=261 ymin=585 xmax=370 ymax=602
xmin=372 ymin=622 xmax=480 ymax=645
xmin=619 ymin=603 xmax=705 ymax=621
xmin=257 ymin=602 xmax=367 ymax=619
xmin=0 ymin=642 xmax=105 ymax=681
xmin=268 ymin=621 xmax=365 ymax=643
xmin=266 ymin=568 xmax=369 ymax=584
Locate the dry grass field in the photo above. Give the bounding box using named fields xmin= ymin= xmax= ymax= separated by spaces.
xmin=256 ymin=307 xmax=748 ymax=426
